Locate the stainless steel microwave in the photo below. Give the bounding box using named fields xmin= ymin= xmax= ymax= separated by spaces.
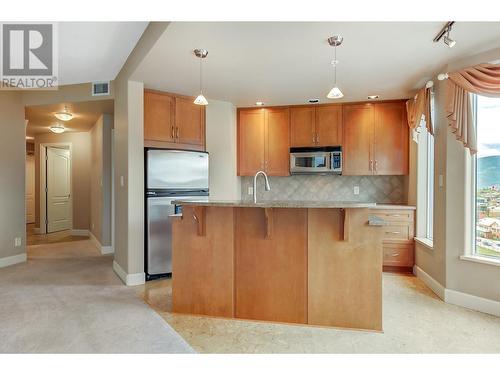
xmin=290 ymin=146 xmax=342 ymax=174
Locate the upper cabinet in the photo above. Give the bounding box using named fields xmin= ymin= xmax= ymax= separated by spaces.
xmin=343 ymin=101 xmax=408 ymax=176
xmin=238 ymin=108 xmax=290 ymax=176
xmin=144 ymin=90 xmax=205 ymax=150
xmin=290 ymin=105 xmax=342 ymax=147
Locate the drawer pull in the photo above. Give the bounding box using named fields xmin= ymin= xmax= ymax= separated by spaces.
xmin=391 ymin=253 xmax=400 ymax=257
xmin=386 ymin=231 xmax=401 ymax=234
xmin=388 ymin=214 xmax=402 ymax=217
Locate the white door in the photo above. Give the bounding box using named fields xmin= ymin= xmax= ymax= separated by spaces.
xmin=25 ymin=154 xmax=35 ymax=224
xmin=47 ymin=147 xmax=72 ymax=233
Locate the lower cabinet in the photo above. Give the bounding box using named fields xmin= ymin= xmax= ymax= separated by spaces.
xmin=370 ymin=208 xmax=415 ymax=271
xmin=234 ymin=208 xmax=308 ymax=324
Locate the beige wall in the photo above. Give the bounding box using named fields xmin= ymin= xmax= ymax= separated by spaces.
xmin=414 ymin=47 xmax=500 ymax=301
xmin=113 ymin=22 xmax=169 ymax=281
xmin=34 ymin=132 xmax=91 ymax=231
xmin=90 ymin=114 xmax=113 ymax=246
xmin=206 ymin=100 xmax=241 ymax=200
xmin=0 ymin=91 xmax=26 ymax=261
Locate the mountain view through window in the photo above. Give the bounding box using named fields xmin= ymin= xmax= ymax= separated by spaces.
xmin=475 ymin=95 xmax=500 ymax=258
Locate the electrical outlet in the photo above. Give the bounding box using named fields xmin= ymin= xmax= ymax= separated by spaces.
xmin=248 ymin=186 xmax=254 ymax=195
xmin=353 ymin=185 xmax=360 ymax=195
xmin=91 ymin=223 xmax=95 ymax=230
xmin=14 ymin=237 xmax=21 ymax=247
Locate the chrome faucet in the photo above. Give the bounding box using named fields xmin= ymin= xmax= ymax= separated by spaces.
xmin=253 ymin=170 xmax=271 ymax=204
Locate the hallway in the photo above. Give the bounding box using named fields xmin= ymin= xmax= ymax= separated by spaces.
xmin=26 ymin=224 xmax=89 ymax=246
xmin=0 ymin=240 xmax=194 ymax=353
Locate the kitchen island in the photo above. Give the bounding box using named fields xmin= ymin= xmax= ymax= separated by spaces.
xmin=171 ymin=200 xmax=385 ymax=331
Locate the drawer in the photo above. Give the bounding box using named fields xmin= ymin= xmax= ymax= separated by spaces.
xmin=383 ymin=243 xmax=414 ymax=267
xmin=370 ymin=209 xmax=414 ymax=224
xmin=382 ymin=225 xmax=411 ymax=241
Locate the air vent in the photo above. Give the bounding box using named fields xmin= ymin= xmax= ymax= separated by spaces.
xmin=92 ymin=81 xmax=110 ymax=96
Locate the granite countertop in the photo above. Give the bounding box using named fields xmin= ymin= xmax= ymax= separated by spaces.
xmin=172 ymin=199 xmax=378 ymax=208
xmin=374 ymin=204 xmax=416 ymax=210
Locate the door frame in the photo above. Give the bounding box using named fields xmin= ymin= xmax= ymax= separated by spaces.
xmin=39 ymin=142 xmax=73 ymax=234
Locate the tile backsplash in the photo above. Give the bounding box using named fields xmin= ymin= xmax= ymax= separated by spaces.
xmin=241 ymin=175 xmax=406 ymax=203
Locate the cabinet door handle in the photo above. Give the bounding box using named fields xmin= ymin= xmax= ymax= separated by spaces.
xmin=171 ymin=126 xmax=175 ymax=139
xmin=369 ymin=160 xmax=373 ymax=171
xmin=176 ymin=127 xmax=180 ymax=139
xmin=316 ymin=133 xmax=319 ymax=144
xmin=374 ymin=160 xmax=378 ymax=172
xmin=312 ymin=134 xmax=316 ymax=144
xmin=193 ymin=214 xmax=198 ymax=222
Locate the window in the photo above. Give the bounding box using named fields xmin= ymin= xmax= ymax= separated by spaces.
xmin=474 ymin=95 xmax=500 ymax=259
xmin=426 ymin=131 xmax=434 ymax=240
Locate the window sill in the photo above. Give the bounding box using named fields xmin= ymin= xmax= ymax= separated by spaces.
xmin=460 ymin=255 xmax=500 ymax=267
xmin=414 ymin=237 xmax=433 ymax=250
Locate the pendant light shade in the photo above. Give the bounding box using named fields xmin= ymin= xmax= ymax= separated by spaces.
xmin=193 ymin=48 xmax=209 ymax=106
xmin=326 ymin=35 xmax=344 ymax=100
xmin=54 ymin=105 xmax=73 ymax=121
xmin=327 ymin=86 xmax=344 ymax=99
xmin=194 ymin=94 xmax=208 ymax=106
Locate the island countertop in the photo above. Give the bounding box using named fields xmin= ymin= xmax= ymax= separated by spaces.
xmin=172 ymin=199 xmax=377 ymax=209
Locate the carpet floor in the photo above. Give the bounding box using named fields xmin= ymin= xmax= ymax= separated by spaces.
xmin=0 ymin=240 xmax=194 ymax=353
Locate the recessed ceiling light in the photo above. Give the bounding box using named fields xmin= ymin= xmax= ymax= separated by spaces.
xmin=50 ymin=124 xmax=66 ymax=134
xmin=255 ymin=101 xmax=264 ymax=106
xmin=367 ymin=95 xmax=380 ymax=100
xmin=308 ymin=99 xmax=320 ymax=104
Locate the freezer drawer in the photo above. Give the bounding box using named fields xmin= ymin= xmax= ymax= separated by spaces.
xmin=147 ymin=197 xmax=175 ymax=276
xmin=146 ymin=195 xmax=206 ymax=277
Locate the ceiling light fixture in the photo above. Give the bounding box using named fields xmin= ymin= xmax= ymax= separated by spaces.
xmin=54 ymin=105 xmax=73 ymax=121
xmin=255 ymin=101 xmax=264 ymax=106
xmin=433 ymin=21 xmax=456 ymax=48
xmin=193 ymin=48 xmax=209 ymax=106
xmin=367 ymin=95 xmax=380 ymax=100
xmin=327 ymin=35 xmax=344 ymax=99
xmin=49 ymin=124 xmax=66 ymax=134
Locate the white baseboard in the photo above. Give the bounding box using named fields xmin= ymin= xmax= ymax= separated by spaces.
xmin=414 ymin=265 xmax=500 ymax=317
xmin=113 ymin=260 xmax=145 ymax=286
xmin=89 ymin=231 xmax=114 ymax=255
xmin=71 ymin=229 xmax=89 ymax=236
xmin=0 ymin=253 xmax=27 ymax=268
xmin=445 ymin=288 xmax=500 ymax=317
xmin=413 ymin=265 xmax=445 ymax=300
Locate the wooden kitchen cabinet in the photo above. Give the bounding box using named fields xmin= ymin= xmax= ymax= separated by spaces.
xmin=343 ymin=101 xmax=408 ymax=175
xmin=315 ymin=105 xmax=342 ymax=146
xmin=175 ymin=96 xmax=205 ymax=146
xmin=144 ymin=89 xmax=206 ymax=150
xmin=374 ymin=102 xmax=408 ymax=175
xmin=237 ymin=107 xmax=290 ymax=176
xmin=343 ymin=104 xmax=374 ymax=175
xmin=290 ymin=105 xmax=342 ymax=147
xmin=144 ymin=91 xmax=175 ymax=142
xmin=290 ymin=107 xmax=316 ymax=146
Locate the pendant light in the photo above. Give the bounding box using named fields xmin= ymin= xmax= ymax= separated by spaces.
xmin=193 ymin=48 xmax=208 ymax=106
xmin=54 ymin=105 xmax=73 ymax=121
xmin=327 ymin=35 xmax=344 ymax=99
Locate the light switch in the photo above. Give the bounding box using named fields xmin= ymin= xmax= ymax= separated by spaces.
xmin=353 ymin=185 xmax=360 ymax=195
xmin=14 ymin=237 xmax=21 ymax=247
xmin=248 ymin=186 xmax=254 ymax=195
xmin=120 ymin=175 xmax=125 ymax=187
xmin=438 ymin=174 xmax=444 ymax=188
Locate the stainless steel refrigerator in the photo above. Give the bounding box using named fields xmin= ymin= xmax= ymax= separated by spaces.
xmin=145 ymin=148 xmax=209 ymax=280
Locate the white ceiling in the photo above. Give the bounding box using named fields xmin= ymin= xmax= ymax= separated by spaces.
xmin=58 ymin=22 xmax=148 ymax=85
xmin=132 ymin=22 xmax=500 ymax=106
